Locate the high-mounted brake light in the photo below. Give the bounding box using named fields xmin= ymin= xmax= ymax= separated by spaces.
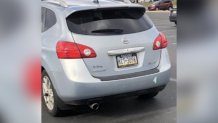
xmin=56 ymin=41 xmax=96 ymax=59
xmin=153 ymin=32 xmax=168 ymax=50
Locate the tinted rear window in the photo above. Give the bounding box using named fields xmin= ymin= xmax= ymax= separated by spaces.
xmin=66 ymin=7 xmax=153 ymax=35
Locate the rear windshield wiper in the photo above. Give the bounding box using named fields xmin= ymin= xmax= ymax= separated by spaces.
xmin=91 ymin=29 xmax=123 ymax=34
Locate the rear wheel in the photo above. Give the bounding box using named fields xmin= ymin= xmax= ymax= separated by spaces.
xmin=138 ymin=92 xmax=159 ymax=99
xmin=42 ymin=70 xmax=65 ymax=116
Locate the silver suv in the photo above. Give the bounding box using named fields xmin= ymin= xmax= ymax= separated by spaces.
xmin=41 ymin=0 xmax=171 ymax=116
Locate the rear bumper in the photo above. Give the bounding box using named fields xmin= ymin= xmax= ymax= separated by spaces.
xmin=67 ymin=85 xmax=166 ymax=105
xmin=48 ymin=49 xmax=171 ymax=104
xmin=51 ymin=65 xmax=170 ymax=104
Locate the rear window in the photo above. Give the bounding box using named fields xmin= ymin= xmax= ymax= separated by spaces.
xmin=66 ymin=7 xmax=153 ymax=35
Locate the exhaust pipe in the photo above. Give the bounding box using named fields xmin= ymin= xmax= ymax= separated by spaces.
xmin=89 ymin=103 xmax=99 ymax=111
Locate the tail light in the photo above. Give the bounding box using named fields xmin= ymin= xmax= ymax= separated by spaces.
xmin=56 ymin=41 xmax=96 ymax=59
xmin=153 ymin=32 xmax=168 ymax=50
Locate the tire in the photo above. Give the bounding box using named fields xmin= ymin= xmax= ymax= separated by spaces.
xmin=138 ymin=92 xmax=159 ymax=99
xmin=175 ymin=21 xmax=177 ymax=25
xmin=42 ymin=70 xmax=65 ymax=116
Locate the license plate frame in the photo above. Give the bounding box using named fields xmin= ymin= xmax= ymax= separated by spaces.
xmin=116 ymin=53 xmax=138 ymax=68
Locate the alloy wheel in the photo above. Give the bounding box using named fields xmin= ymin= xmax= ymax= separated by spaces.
xmin=42 ymin=76 xmax=55 ymax=111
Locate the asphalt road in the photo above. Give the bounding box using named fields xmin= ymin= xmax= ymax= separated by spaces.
xmin=42 ymin=12 xmax=177 ymax=123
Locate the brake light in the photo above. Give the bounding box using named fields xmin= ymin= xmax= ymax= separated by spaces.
xmin=56 ymin=41 xmax=96 ymax=59
xmin=153 ymin=32 xmax=168 ymax=50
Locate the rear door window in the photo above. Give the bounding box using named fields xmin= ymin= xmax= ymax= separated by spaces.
xmin=42 ymin=7 xmax=57 ymax=32
xmin=41 ymin=7 xmax=46 ymax=32
xmin=66 ymin=7 xmax=153 ymax=35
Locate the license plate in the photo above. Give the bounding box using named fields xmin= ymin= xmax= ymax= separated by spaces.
xmin=116 ymin=53 xmax=138 ymax=68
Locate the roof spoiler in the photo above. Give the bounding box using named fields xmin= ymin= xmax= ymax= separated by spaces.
xmin=42 ymin=0 xmax=68 ymax=7
xmin=43 ymin=0 xmax=139 ymax=7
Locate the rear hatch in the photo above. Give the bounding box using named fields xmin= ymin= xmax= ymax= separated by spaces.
xmin=66 ymin=7 xmax=161 ymax=79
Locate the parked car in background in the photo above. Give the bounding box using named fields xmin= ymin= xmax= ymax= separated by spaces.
xmin=148 ymin=0 xmax=173 ymax=11
xmin=169 ymin=8 xmax=177 ymax=24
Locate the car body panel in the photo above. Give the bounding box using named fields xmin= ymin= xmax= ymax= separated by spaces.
xmin=72 ymin=26 xmax=161 ymax=78
xmin=41 ymin=0 xmax=171 ymax=104
xmin=47 ymin=49 xmax=171 ymax=102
